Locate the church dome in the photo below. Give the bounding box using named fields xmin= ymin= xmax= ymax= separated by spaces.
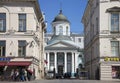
xmin=52 ymin=10 xmax=70 ymax=23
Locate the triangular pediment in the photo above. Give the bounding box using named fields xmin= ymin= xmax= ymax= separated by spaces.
xmin=51 ymin=42 xmax=71 ymax=47
xmin=46 ymin=40 xmax=79 ymax=48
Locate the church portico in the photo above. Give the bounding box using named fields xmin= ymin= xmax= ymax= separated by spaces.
xmin=46 ymin=51 xmax=75 ymax=75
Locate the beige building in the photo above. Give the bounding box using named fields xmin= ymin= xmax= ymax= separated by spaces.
xmin=82 ymin=0 xmax=120 ymax=80
xmin=0 ymin=0 xmax=46 ymax=80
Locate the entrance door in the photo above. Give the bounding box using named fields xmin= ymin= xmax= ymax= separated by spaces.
xmin=58 ymin=65 xmax=63 ymax=76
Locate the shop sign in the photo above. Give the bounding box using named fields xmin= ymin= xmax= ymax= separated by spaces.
xmin=0 ymin=58 xmax=11 ymax=61
xmin=104 ymin=57 xmax=120 ymax=61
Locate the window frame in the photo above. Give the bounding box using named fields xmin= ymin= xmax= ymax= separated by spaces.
xmin=110 ymin=13 xmax=119 ymax=33
xmin=111 ymin=41 xmax=119 ymax=57
xmin=18 ymin=14 xmax=26 ymax=32
xmin=0 ymin=41 xmax=6 ymax=56
xmin=0 ymin=13 xmax=6 ymax=32
xmin=18 ymin=40 xmax=26 ymax=57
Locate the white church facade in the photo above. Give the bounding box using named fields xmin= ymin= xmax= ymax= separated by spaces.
xmin=44 ymin=10 xmax=84 ymax=78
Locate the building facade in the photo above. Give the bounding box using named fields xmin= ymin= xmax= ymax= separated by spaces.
xmin=44 ymin=10 xmax=84 ymax=78
xmin=82 ymin=0 xmax=120 ymax=80
xmin=0 ymin=0 xmax=46 ymax=79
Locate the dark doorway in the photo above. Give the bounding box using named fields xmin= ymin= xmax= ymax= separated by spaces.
xmin=58 ymin=65 xmax=63 ymax=76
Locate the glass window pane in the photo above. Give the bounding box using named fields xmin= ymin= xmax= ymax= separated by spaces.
xmin=111 ymin=13 xmax=119 ymax=32
xmin=0 ymin=13 xmax=6 ymax=32
xmin=19 ymin=14 xmax=26 ymax=31
xmin=18 ymin=41 xmax=26 ymax=57
xmin=111 ymin=41 xmax=119 ymax=56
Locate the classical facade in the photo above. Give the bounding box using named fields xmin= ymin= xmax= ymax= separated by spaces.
xmin=82 ymin=0 xmax=120 ymax=80
xmin=44 ymin=10 xmax=84 ymax=78
xmin=0 ymin=0 xmax=46 ymax=79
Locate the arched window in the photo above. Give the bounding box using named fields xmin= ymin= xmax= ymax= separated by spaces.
xmin=59 ymin=26 xmax=63 ymax=35
xmin=54 ymin=27 xmax=56 ymax=34
xmin=66 ymin=26 xmax=68 ymax=35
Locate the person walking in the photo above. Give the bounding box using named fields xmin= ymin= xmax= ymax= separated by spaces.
xmin=14 ymin=69 xmax=19 ymax=81
xmin=24 ymin=69 xmax=28 ymax=81
xmin=10 ymin=69 xmax=15 ymax=81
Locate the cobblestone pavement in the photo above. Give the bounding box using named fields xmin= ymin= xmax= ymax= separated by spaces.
xmin=0 ymin=79 xmax=120 ymax=83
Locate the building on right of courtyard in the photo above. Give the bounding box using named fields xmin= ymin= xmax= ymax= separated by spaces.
xmin=82 ymin=0 xmax=120 ymax=80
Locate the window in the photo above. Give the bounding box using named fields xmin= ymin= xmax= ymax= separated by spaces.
xmin=0 ymin=13 xmax=6 ymax=32
xmin=111 ymin=41 xmax=119 ymax=56
xmin=66 ymin=26 xmax=68 ymax=35
xmin=96 ymin=17 xmax=99 ymax=34
xmin=49 ymin=52 xmax=54 ymax=70
xmin=111 ymin=13 xmax=119 ymax=32
xmin=59 ymin=26 xmax=63 ymax=35
xmin=54 ymin=27 xmax=56 ymax=34
xmin=112 ymin=66 xmax=120 ymax=79
xmin=0 ymin=41 xmax=5 ymax=56
xmin=19 ymin=14 xmax=26 ymax=32
xmin=78 ymin=38 xmax=81 ymax=42
xmin=18 ymin=40 xmax=26 ymax=57
xmin=67 ymin=53 xmax=72 ymax=72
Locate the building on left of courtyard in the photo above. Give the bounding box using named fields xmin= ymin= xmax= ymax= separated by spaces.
xmin=0 ymin=0 xmax=46 ymax=80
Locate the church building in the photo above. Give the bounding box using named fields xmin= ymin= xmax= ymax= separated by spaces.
xmin=44 ymin=10 xmax=84 ymax=78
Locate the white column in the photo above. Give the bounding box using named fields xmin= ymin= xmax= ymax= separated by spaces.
xmin=64 ymin=52 xmax=67 ymax=73
xmin=72 ymin=52 xmax=75 ymax=74
xmin=54 ymin=52 xmax=57 ymax=73
xmin=47 ymin=52 xmax=50 ymax=71
xmin=75 ymin=53 xmax=78 ymax=70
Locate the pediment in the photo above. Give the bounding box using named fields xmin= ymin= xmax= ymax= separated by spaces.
xmin=51 ymin=43 xmax=68 ymax=47
xmin=46 ymin=41 xmax=77 ymax=48
xmin=106 ymin=6 xmax=120 ymax=12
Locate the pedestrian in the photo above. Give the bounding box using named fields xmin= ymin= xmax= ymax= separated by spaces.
xmin=14 ymin=69 xmax=19 ymax=81
xmin=10 ymin=69 xmax=15 ymax=81
xmin=19 ymin=69 xmax=25 ymax=81
xmin=24 ymin=69 xmax=28 ymax=81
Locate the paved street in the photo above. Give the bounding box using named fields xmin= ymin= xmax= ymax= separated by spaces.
xmin=0 ymin=79 xmax=120 ymax=83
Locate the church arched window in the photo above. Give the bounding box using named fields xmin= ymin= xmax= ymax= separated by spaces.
xmin=59 ymin=26 xmax=63 ymax=35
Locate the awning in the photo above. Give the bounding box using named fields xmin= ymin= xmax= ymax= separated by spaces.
xmin=0 ymin=61 xmax=31 ymax=66
xmin=7 ymin=61 xmax=31 ymax=66
xmin=0 ymin=62 xmax=7 ymax=66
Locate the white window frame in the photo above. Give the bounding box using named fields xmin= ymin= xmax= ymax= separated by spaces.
xmin=110 ymin=13 xmax=119 ymax=32
xmin=111 ymin=41 xmax=119 ymax=57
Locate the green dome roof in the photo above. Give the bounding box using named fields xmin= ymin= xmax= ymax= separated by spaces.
xmin=52 ymin=10 xmax=69 ymax=23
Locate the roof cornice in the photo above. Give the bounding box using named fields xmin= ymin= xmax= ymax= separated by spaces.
xmin=0 ymin=0 xmax=43 ymax=22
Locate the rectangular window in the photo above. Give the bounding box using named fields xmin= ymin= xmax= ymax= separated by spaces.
xmin=78 ymin=38 xmax=81 ymax=42
xmin=0 ymin=41 xmax=5 ymax=56
xmin=111 ymin=13 xmax=119 ymax=32
xmin=18 ymin=40 xmax=26 ymax=57
xmin=112 ymin=66 xmax=120 ymax=79
xmin=19 ymin=14 xmax=26 ymax=32
xmin=96 ymin=17 xmax=99 ymax=34
xmin=49 ymin=53 xmax=54 ymax=70
xmin=67 ymin=53 xmax=72 ymax=72
xmin=0 ymin=13 xmax=6 ymax=32
xmin=111 ymin=41 xmax=119 ymax=57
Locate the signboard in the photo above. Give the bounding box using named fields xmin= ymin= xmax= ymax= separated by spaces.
xmin=104 ymin=57 xmax=120 ymax=61
xmin=0 ymin=58 xmax=11 ymax=61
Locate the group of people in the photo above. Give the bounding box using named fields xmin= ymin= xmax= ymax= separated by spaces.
xmin=10 ymin=68 xmax=32 ymax=81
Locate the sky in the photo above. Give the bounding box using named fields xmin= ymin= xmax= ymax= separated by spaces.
xmin=39 ymin=0 xmax=87 ymax=33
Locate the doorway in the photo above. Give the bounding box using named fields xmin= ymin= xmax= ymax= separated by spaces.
xmin=58 ymin=65 xmax=63 ymax=76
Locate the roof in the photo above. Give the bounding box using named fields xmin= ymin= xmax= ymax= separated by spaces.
xmin=45 ymin=40 xmax=82 ymax=50
xmin=48 ymin=35 xmax=72 ymax=45
xmin=0 ymin=0 xmax=44 ymax=22
xmin=52 ymin=10 xmax=70 ymax=23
